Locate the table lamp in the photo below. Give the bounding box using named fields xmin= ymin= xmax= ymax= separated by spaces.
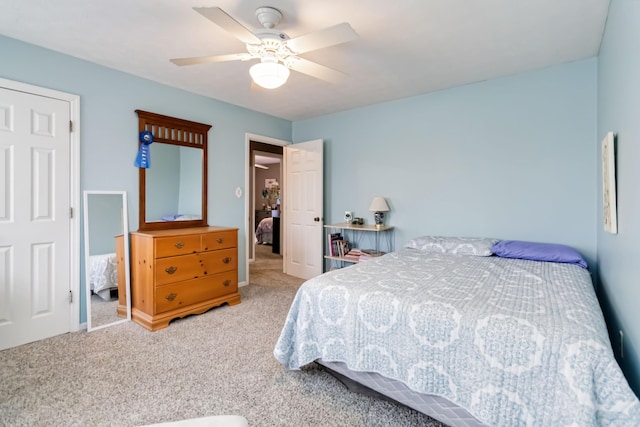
xmin=369 ymin=197 xmax=389 ymax=228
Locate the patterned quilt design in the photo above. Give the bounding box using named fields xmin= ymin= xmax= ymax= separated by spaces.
xmin=274 ymin=249 xmax=640 ymax=426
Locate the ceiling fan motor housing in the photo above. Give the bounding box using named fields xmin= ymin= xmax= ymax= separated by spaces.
xmin=247 ymin=29 xmax=294 ymax=63
xmin=255 ymin=7 xmax=282 ymax=29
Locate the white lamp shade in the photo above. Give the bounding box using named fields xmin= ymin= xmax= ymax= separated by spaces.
xmin=250 ymin=61 xmax=290 ymax=89
xmin=369 ymin=197 xmax=389 ymax=212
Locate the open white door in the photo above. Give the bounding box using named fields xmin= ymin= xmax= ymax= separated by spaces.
xmin=283 ymin=139 xmax=323 ymax=280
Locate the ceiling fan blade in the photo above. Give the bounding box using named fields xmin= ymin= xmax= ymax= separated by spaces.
xmin=170 ymin=53 xmax=250 ymax=66
xmin=287 ymin=57 xmax=347 ymax=84
xmin=286 ymin=23 xmax=358 ymax=54
xmin=193 ymin=7 xmax=261 ymax=45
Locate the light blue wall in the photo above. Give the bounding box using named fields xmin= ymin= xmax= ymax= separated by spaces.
xmin=597 ymin=0 xmax=640 ymax=394
xmin=293 ymin=59 xmax=598 ymax=266
xmin=0 ymin=35 xmax=291 ymax=323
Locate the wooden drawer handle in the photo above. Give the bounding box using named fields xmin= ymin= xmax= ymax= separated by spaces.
xmin=174 ymin=241 xmax=184 ymax=249
xmin=222 ymin=257 xmax=232 ymax=264
xmin=216 ymin=237 xmax=224 ymax=244
xmin=223 ymin=280 xmax=231 ymax=287
xmin=165 ymin=266 xmax=178 ymax=274
xmin=165 ymin=293 xmax=177 ymax=302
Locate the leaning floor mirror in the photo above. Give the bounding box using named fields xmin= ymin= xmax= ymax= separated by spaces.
xmin=83 ymin=191 xmax=131 ymax=331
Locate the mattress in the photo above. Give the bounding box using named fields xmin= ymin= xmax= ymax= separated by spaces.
xmin=274 ymin=248 xmax=640 ymax=426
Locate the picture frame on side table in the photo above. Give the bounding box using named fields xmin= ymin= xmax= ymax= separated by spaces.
xmin=602 ymin=131 xmax=617 ymax=234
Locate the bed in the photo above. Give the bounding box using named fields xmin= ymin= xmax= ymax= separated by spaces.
xmin=88 ymin=252 xmax=119 ymax=301
xmin=256 ymin=217 xmax=273 ymax=245
xmin=274 ymin=237 xmax=640 ymax=426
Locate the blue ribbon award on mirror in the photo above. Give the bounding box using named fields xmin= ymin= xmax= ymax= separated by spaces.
xmin=134 ymin=130 xmax=154 ymax=168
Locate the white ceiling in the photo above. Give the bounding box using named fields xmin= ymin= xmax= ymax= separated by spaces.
xmin=0 ymin=0 xmax=610 ymax=121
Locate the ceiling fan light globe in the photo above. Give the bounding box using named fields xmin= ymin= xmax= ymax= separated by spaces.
xmin=250 ymin=62 xmax=290 ymax=89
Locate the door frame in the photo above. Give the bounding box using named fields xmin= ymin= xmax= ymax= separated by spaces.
xmin=244 ymin=133 xmax=290 ymax=286
xmin=0 ymin=77 xmax=81 ymax=333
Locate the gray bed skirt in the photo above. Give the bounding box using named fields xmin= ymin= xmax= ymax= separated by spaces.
xmin=317 ymin=360 xmax=487 ymax=427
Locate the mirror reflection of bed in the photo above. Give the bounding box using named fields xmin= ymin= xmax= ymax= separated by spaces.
xmin=88 ymin=241 xmax=122 ymax=327
xmin=83 ymin=191 xmax=131 ymax=331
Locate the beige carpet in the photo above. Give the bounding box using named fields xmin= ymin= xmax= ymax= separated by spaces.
xmin=0 ymin=244 xmax=444 ymax=427
xmin=250 ymin=244 xmax=291 ymax=286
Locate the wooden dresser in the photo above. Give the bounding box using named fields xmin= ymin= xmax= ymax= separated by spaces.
xmin=130 ymin=226 xmax=240 ymax=331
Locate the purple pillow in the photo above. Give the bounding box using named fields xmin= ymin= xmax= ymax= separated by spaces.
xmin=491 ymin=240 xmax=588 ymax=269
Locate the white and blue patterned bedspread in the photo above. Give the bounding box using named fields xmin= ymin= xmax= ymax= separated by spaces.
xmin=274 ymin=249 xmax=640 ymax=426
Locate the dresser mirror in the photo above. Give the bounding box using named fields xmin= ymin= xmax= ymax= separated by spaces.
xmin=145 ymin=143 xmax=203 ymax=223
xmin=136 ymin=110 xmax=211 ymax=231
xmin=83 ymin=191 xmax=131 ymax=331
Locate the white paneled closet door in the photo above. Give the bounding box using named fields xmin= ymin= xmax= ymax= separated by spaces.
xmin=0 ymin=87 xmax=72 ymax=350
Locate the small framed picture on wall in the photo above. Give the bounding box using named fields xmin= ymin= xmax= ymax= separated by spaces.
xmin=265 ymin=178 xmax=278 ymax=189
xmin=602 ymin=131 xmax=617 ymax=234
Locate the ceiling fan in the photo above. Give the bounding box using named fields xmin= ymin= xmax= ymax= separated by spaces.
xmin=170 ymin=6 xmax=358 ymax=89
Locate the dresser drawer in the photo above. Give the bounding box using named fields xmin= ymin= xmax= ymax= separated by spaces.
xmin=155 ymin=248 xmax=237 ymax=285
xmin=155 ymin=253 xmax=204 ymax=286
xmin=155 ymin=234 xmax=201 ymax=258
xmin=201 ymin=248 xmax=237 ymax=274
xmin=202 ymin=230 xmax=237 ymax=251
xmin=155 ymin=271 xmax=238 ymax=314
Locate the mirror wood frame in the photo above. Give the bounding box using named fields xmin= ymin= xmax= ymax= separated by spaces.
xmin=136 ymin=110 xmax=211 ymax=231
xmin=83 ymin=190 xmax=131 ymax=331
